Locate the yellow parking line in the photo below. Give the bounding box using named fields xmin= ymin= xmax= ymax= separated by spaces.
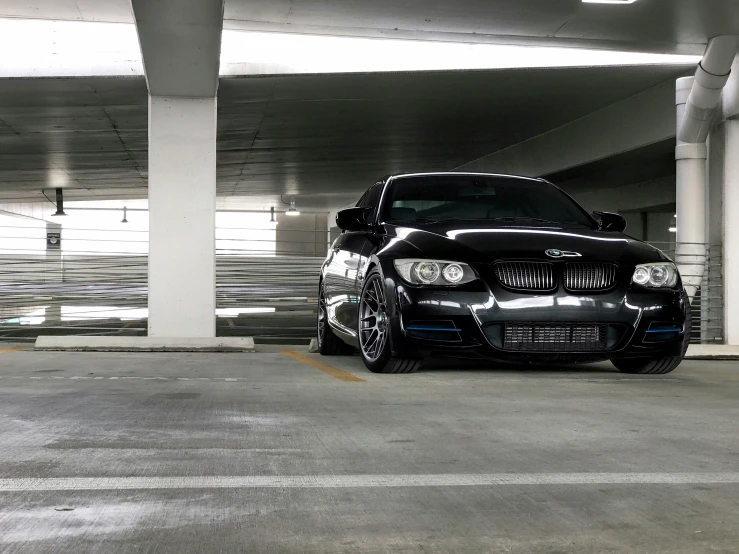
xmin=281 ymin=350 xmax=366 ymax=382
xmin=0 ymin=345 xmax=29 ymax=354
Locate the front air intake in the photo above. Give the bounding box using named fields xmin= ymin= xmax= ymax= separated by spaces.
xmin=504 ymin=323 xmax=607 ymax=352
xmin=483 ymin=322 xmax=627 ymax=352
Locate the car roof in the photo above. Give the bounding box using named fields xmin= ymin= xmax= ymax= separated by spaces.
xmin=386 ymin=172 xmax=547 ymax=183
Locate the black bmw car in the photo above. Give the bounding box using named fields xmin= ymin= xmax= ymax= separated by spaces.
xmin=318 ymin=173 xmax=690 ymax=374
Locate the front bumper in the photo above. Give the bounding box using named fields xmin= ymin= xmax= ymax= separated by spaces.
xmin=380 ymin=260 xmax=689 ymax=363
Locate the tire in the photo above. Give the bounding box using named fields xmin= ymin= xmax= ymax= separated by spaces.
xmin=317 ymin=282 xmax=355 ymax=356
xmin=611 ymin=310 xmax=692 ymax=375
xmin=358 ymin=271 xmax=422 ymax=374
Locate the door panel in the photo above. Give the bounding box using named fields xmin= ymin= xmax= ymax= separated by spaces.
xmin=324 ymin=181 xmax=384 ymax=335
xmin=323 ymin=232 xmax=367 ymax=334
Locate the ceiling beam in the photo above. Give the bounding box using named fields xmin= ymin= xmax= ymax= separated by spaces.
xmin=130 ymin=0 xmax=225 ymax=97
xmin=452 ymin=78 xmax=679 ymax=178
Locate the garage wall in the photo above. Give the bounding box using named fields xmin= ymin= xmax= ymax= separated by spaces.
xmin=568 ymin=176 xmax=676 ymax=244
xmin=569 ymin=176 xmax=675 ymax=214
xmin=276 ymin=213 xmax=329 ymax=256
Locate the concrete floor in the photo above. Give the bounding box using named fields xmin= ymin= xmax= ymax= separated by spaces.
xmin=0 ymin=344 xmax=738 ymax=553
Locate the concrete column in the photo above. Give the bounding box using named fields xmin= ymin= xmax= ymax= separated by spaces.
xmin=704 ymin=124 xmax=726 ymax=342
xmin=148 ymin=96 xmax=216 ymax=338
xmin=44 ymin=222 xmax=62 ymax=282
xmin=724 ymin=118 xmax=739 ymax=345
xmin=45 ymin=221 xmax=62 ymax=323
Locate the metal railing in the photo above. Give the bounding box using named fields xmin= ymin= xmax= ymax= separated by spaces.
xmin=0 ymin=223 xmax=328 ymax=343
xmin=0 ymin=225 xmax=725 ymax=345
xmin=648 ymin=241 xmax=724 ymax=344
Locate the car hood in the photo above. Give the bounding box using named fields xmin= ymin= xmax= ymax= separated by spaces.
xmin=384 ymin=221 xmax=665 ymax=264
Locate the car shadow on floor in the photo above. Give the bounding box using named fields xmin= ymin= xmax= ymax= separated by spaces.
xmin=418 ymin=357 xmax=619 ymax=374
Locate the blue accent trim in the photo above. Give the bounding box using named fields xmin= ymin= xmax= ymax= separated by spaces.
xmin=645 ymin=328 xmax=682 ymax=333
xmin=407 ymin=326 xmax=461 ymax=332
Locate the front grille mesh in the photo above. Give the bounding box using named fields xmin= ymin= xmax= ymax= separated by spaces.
xmin=495 ymin=262 xmax=554 ymax=290
xmin=564 ymin=263 xmax=618 ymax=291
xmin=504 ymin=323 xmax=608 ymax=352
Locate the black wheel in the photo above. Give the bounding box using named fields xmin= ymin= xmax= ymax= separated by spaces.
xmin=358 ymin=271 xmax=422 ymax=374
xmin=317 ymin=282 xmax=354 ymax=356
xmin=611 ymin=311 xmax=692 ymax=375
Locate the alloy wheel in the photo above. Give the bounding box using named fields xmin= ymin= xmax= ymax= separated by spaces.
xmin=359 ymin=275 xmax=389 ymax=362
xmin=317 ymin=284 xmax=327 ymax=347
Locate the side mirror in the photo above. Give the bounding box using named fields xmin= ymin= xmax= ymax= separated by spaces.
xmin=336 ymin=207 xmax=372 ymax=232
xmin=593 ymin=211 xmax=627 ymax=233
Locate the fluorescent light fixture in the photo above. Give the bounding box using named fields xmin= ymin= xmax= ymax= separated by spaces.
xmin=669 ymin=226 xmax=677 ymax=233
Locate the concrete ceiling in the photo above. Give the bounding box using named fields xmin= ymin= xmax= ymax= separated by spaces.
xmin=545 ymin=138 xmax=676 ymax=195
xmin=0 ymin=65 xmax=690 ymax=209
xmin=1 ymin=0 xmax=738 ymax=54
xmin=222 ymin=0 xmax=739 ymax=53
xmin=0 ymin=1 xmax=134 ymax=23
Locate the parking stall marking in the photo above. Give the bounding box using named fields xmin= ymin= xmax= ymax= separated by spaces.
xmin=0 ymin=346 xmax=29 ymax=354
xmin=2 ymin=473 xmax=739 ymax=492
xmin=0 ymin=375 xmax=241 ymax=381
xmin=0 ymin=374 xmax=681 ymax=382
xmin=281 ymin=350 xmax=366 ymax=382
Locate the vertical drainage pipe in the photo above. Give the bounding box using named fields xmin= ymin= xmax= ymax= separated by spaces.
xmin=675 ymin=77 xmax=707 ymax=301
xmin=675 ymin=36 xmax=739 ymax=301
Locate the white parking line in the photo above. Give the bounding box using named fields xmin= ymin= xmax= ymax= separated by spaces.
xmin=0 ymin=375 xmax=672 ymax=382
xmin=1 ymin=473 xmax=739 ymax=492
xmin=0 ymin=376 xmax=241 ymax=381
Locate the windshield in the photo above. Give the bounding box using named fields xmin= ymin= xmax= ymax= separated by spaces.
xmin=382 ymin=175 xmax=595 ymax=227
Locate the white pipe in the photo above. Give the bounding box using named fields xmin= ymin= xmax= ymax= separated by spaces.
xmin=676 ymin=77 xmax=707 ymax=300
xmin=675 ymin=149 xmax=707 ymax=299
xmin=678 ymin=36 xmax=739 ymax=144
xmin=675 ymin=37 xmax=739 ymax=301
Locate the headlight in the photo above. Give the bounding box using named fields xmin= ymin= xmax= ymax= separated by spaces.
xmin=632 ymin=262 xmax=679 ymax=288
xmin=393 ymin=259 xmax=476 ymax=286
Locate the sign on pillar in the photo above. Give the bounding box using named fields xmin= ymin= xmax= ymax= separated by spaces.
xmin=47 ymin=232 xmax=61 ymax=250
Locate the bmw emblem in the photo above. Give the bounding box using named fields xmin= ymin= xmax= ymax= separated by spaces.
xmin=545 ymin=249 xmax=564 ymax=258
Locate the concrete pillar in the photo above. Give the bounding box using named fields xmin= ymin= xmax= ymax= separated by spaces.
xmin=724 ymin=118 xmax=739 ymax=345
xmin=148 ymin=96 xmax=216 ymax=338
xmin=45 ymin=221 xmax=62 ymax=323
xmin=704 ymin=124 xmax=726 ymax=342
